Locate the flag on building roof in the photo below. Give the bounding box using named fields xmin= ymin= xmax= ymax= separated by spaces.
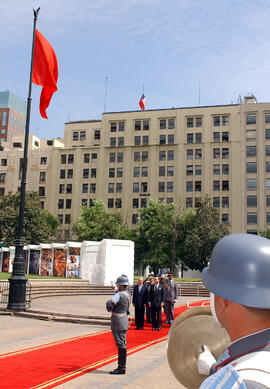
xmin=32 ymin=29 xmax=58 ymax=119
xmin=139 ymin=94 xmax=146 ymax=110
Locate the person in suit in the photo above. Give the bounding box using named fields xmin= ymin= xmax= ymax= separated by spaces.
xmin=132 ymin=277 xmax=148 ymax=330
xmin=145 ymin=275 xmax=154 ymax=323
xmin=148 ymin=276 xmax=164 ymax=331
xmin=163 ymin=272 xmax=178 ymax=324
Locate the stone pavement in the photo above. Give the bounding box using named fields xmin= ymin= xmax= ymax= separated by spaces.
xmin=1 ymin=295 xmax=203 ymax=388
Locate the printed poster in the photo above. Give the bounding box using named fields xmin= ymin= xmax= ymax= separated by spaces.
xmin=29 ymin=249 xmax=40 ymax=275
xmin=53 ymin=248 xmax=67 ymax=277
xmin=2 ymin=252 xmax=10 ymax=272
xmin=67 ymin=247 xmax=80 ymax=278
xmin=40 ymin=248 xmax=53 ymax=276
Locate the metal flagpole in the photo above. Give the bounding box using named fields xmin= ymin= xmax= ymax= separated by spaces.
xmin=7 ymin=7 xmax=40 ymax=311
xmin=104 ymin=75 xmax=108 ymax=113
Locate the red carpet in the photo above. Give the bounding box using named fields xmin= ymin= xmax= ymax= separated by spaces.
xmin=0 ymin=300 xmax=208 ymax=388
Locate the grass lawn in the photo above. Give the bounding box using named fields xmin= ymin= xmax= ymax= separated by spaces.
xmin=0 ymin=272 xmax=81 ymax=280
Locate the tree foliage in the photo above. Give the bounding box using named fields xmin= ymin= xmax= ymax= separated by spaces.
xmin=72 ymin=199 xmax=133 ymax=242
xmin=259 ymin=229 xmax=270 ymax=239
xmin=0 ymin=192 xmax=60 ymax=246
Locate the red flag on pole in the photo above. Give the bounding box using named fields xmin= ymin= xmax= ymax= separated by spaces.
xmin=32 ymin=29 xmax=58 ymax=119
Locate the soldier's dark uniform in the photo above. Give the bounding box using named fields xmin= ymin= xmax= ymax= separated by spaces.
xmin=106 ymin=275 xmax=131 ymax=374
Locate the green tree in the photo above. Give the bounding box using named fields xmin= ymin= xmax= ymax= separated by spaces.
xmin=259 ymin=229 xmax=270 ymax=239
xmin=0 ymin=192 xmax=60 ymax=246
xmin=181 ymin=196 xmax=229 ymax=271
xmin=72 ymin=199 xmax=132 ymax=241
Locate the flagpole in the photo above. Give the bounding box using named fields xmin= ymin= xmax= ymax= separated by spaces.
xmin=7 ymin=7 xmax=40 ymax=311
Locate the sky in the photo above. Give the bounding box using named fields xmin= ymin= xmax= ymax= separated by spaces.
xmin=2 ymin=0 xmax=270 ymax=139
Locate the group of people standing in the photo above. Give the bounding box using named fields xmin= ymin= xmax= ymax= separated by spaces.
xmin=132 ymin=273 xmax=178 ymax=331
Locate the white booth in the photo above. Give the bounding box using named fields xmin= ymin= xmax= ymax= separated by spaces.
xmin=65 ymin=242 xmax=81 ymax=278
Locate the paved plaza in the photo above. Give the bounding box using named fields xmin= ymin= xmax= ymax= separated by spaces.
xmin=1 ymin=295 xmax=202 ymax=388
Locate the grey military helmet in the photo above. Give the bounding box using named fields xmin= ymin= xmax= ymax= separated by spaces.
xmin=115 ymin=275 xmax=129 ymax=286
xmin=202 ymin=233 xmax=270 ymax=309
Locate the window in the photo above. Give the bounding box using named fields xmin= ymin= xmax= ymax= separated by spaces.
xmin=195 ymin=198 xmax=201 ymax=207
xmin=116 ymin=183 xmax=122 ymax=193
xmin=266 ymin=179 xmax=270 ymax=190
xmin=72 ymin=132 xmax=78 ymax=141
xmin=91 ymin=153 xmax=97 ymax=163
xmin=186 ymin=197 xmax=193 ymax=208
xmin=213 ymin=181 xmax=220 ymax=191
xmin=247 ymin=179 xmax=257 ymax=190
xmin=246 ymin=114 xmax=256 ymax=125
xmin=66 ymin=199 xmax=72 ymax=209
xmin=58 ymin=199 xmax=64 ymax=209
xmin=222 ymin=197 xmax=229 ymax=208
xmin=94 ymin=130 xmax=100 ymax=140
xmin=82 ymin=184 xmax=88 ymax=193
xmin=89 ymin=199 xmax=95 ymax=207
xmin=222 ymin=164 xmax=229 ymax=175
xmin=222 ymin=148 xmax=229 ymax=158
xmin=118 ymin=137 xmax=124 ymax=147
xmin=135 ymin=121 xmax=141 ymax=131
xmin=213 ymin=116 xmax=220 ymax=126
xmin=84 ymin=153 xmax=90 ymax=163
xmin=195 ymin=165 xmax=202 ymax=175
xmin=168 ymin=119 xmax=175 ymax=129
xmin=83 ymin=169 xmax=89 ymax=178
xmin=247 ymin=162 xmax=257 ymax=173
xmin=187 ymin=117 xmax=194 ymax=128
xmin=265 ymin=114 xmax=270 ymax=123
xmin=246 ymin=146 xmax=256 ymax=157
xmin=213 ymin=197 xmax=220 ymax=208
xmin=168 ymin=134 xmax=174 ymax=144
xmin=267 ymin=213 xmax=270 ymax=224
xmin=222 ymin=132 xmax=229 ymax=142
xmin=132 ymin=214 xmax=138 ymax=224
xmin=40 ymin=157 xmax=47 ymax=165
xmin=90 ymin=184 xmax=96 ymax=193
xmin=142 ymin=151 xmax=148 ymax=161
xmin=167 ymin=166 xmax=174 ymax=176
xmin=133 ymin=183 xmax=139 ymax=193
xmin=142 ymin=136 xmax=148 ymax=145
xmin=133 ymin=167 xmax=140 ymax=177
xmin=213 ymin=148 xmax=220 ymax=158
xmin=117 ymin=168 xmax=123 ymax=177
xmin=167 ymin=182 xmax=174 ymax=192
xmin=142 ymin=167 xmax=148 ymax=177
xmin=110 ymin=122 xmax=117 ymax=132
xmin=59 ymin=184 xmax=65 ymax=194
xmin=196 ymin=117 xmax=202 ymax=127
xmin=0 ymin=188 xmax=5 ymax=196
xmin=222 ymin=180 xmax=229 ymax=191
xmin=187 ymin=149 xmax=193 ymax=160
xmin=82 ymin=199 xmax=87 ymax=206
xmin=141 ymin=198 xmax=147 ymax=208
xmin=39 ymin=172 xmax=46 ymax=182
xmin=39 ymin=187 xmax=45 ymax=196
xmin=222 ymin=116 xmax=229 ymax=126
xmin=159 ymin=182 xmax=165 ymax=192
xmin=65 ymin=214 xmax=71 ymax=224
xmin=109 ymin=153 xmax=115 ymax=163
xmin=195 ymin=149 xmax=202 ymax=159
xmin=160 ymin=120 xmax=166 ymax=129
xmin=117 ymin=152 xmax=123 ymax=163
xmin=91 ymin=169 xmax=96 ymax=178
xmin=187 ymin=134 xmax=194 ymax=143
xmin=134 ymin=152 xmax=140 ymax=162
xmin=186 ymin=181 xmax=193 ymax=192
xmin=135 ymin=136 xmax=141 ymax=146
xmin=213 ymin=164 xmax=220 ymax=175
xmin=186 ymin=165 xmax=193 ymax=176
xmin=247 ymin=213 xmax=257 ymax=224
xmin=60 ymin=170 xmax=65 ymax=179
xmin=108 ymin=183 xmax=114 ymax=193
xmin=267 ymin=195 xmax=270 ymax=206
xmin=119 ymin=122 xmax=125 ymax=132
xmin=115 ymin=198 xmax=122 ymax=208
xmin=66 ymin=184 xmax=72 ymax=194
xmin=246 ymin=130 xmax=256 ymax=140
xmin=2 ymin=112 xmax=7 ymax=125
xmin=110 ymin=137 xmax=116 ymax=147
xmin=141 ymin=182 xmax=148 ymax=192
xmin=160 ymin=151 xmax=166 ymax=161
xmin=213 ymin=132 xmax=220 ymax=142
xmin=159 ymin=166 xmax=165 ymax=176
xmin=133 ymin=199 xmax=139 ymax=208
xmin=266 ymin=145 xmax=270 ymax=156
xmin=58 ymin=214 xmax=63 ymax=224
xmin=195 ymin=133 xmax=202 ymax=143
xmin=168 ymin=150 xmax=174 ymax=160
xmin=266 ymin=129 xmax=270 ymax=140
xmin=68 ymin=154 xmax=74 ymax=164
xmin=80 ymin=131 xmax=86 ymax=140
xmin=143 ymin=121 xmax=149 ymax=131
xmin=160 ymin=135 xmax=166 ymax=145
xmin=266 ymin=162 xmax=270 ymax=172
xmin=195 ymin=181 xmax=201 ymax=191
xmin=222 ymin=214 xmax=229 ymax=224
xmin=247 ymin=195 xmax=257 ymax=207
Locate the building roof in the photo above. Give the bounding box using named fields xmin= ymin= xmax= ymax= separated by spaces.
xmin=0 ymin=91 xmax=27 ymax=116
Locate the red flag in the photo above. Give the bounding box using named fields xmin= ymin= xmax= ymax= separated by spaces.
xmin=32 ymin=29 xmax=58 ymax=119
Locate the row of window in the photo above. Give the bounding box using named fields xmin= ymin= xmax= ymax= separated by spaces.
xmin=186 ymin=180 xmax=230 ymax=192
xmin=247 ymin=145 xmax=270 ymax=157
xmin=57 ymin=214 xmax=71 ymax=224
xmin=186 ymin=164 xmax=229 ymax=176
xmin=186 ymin=148 xmax=229 ymax=160
xmin=109 ymin=135 xmax=175 ymax=147
xmin=187 ymin=116 xmax=229 ymax=128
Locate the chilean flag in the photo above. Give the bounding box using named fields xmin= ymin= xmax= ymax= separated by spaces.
xmin=139 ymin=94 xmax=146 ymax=110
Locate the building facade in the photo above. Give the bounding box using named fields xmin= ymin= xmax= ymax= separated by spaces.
xmin=0 ymin=96 xmax=269 ymax=239
xmin=0 ymin=91 xmax=26 ymax=144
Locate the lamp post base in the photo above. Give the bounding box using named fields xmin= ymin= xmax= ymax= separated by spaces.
xmin=7 ymin=277 xmax=27 ymax=311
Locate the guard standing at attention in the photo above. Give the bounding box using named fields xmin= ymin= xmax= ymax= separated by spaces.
xmin=164 ymin=272 xmax=178 ymax=324
xmin=106 ymin=275 xmax=131 ymax=375
xmin=197 ymin=234 xmax=270 ymax=388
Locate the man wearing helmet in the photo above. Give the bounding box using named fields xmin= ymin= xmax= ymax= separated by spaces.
xmin=106 ymin=275 xmax=131 ymax=375
xmin=197 ymin=234 xmax=270 ymax=388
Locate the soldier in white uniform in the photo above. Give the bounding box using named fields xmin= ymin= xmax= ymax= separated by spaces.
xmin=106 ymin=275 xmax=131 ymax=375
xmin=197 ymin=234 xmax=270 ymax=388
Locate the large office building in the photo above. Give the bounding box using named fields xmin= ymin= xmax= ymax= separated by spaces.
xmin=0 ymin=95 xmax=269 ymax=239
xmin=0 ymin=91 xmax=26 ymax=143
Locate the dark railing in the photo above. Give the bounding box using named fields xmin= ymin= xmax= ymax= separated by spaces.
xmin=0 ymin=281 xmax=32 ymax=309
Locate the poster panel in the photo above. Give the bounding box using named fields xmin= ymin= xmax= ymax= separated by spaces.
xmin=67 ymin=247 xmax=80 ymax=278
xmin=40 ymin=248 xmax=53 ymax=276
xmin=29 ymin=249 xmax=40 ymax=275
xmin=24 ymin=250 xmax=28 ymax=273
xmin=53 ymin=248 xmax=67 ymax=277
xmin=2 ymin=252 xmax=10 ymax=272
